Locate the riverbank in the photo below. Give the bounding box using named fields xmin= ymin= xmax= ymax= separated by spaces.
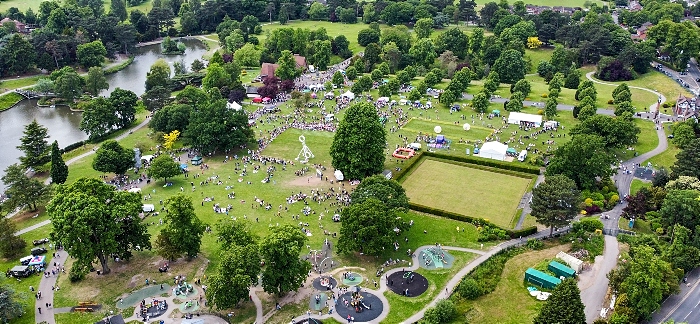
xmin=104 ymin=56 xmax=135 ymax=75
xmin=0 ymin=92 xmax=23 ymax=111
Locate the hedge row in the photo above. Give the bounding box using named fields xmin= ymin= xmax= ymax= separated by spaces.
xmin=422 ymin=151 xmax=541 ymax=175
xmin=104 ymin=56 xmax=135 ymax=75
xmin=427 ymin=156 xmax=537 ymax=180
xmin=409 ymin=203 xmax=538 ymax=239
xmin=393 ymin=152 xmax=426 ymax=183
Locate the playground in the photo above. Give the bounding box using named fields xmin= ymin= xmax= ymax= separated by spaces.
xmin=401 ymin=158 xmax=533 ymax=228
xmin=335 ymin=290 xmax=384 ymax=322
xmin=341 ymin=272 xmax=363 ymax=286
xmin=312 ymin=276 xmax=338 ymax=291
xmin=418 ymin=246 xmax=455 ymax=270
xmin=387 ymin=271 xmax=429 ymax=297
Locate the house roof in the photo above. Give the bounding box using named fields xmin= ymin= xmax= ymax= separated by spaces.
xmin=293 ymin=54 xmax=307 ymax=68
xmin=260 ymin=63 xmax=279 ymax=78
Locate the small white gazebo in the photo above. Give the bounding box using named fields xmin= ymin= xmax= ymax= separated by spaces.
xmin=226 ymin=101 xmax=242 ymax=111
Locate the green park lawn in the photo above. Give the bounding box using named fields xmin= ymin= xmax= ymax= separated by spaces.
xmin=451 ymin=243 xmax=568 ymax=324
xmin=615 ymin=118 xmax=659 ymax=160
xmin=402 ymin=158 xmax=532 ymax=228
xmin=630 ymin=179 xmax=651 ymax=196
xmin=0 ymin=92 xmax=23 ymax=111
xmin=645 ymin=124 xmax=678 ymax=169
xmin=383 ymin=250 xmax=476 ymax=324
xmin=259 ymin=21 xmax=373 ymax=54
xmin=524 ymin=48 xmax=554 ymax=74
xmin=472 ymin=0 xmax=603 ymax=6
xmin=0 ymin=76 xmax=43 ymax=92
xmin=0 ymin=0 xmax=154 ymax=16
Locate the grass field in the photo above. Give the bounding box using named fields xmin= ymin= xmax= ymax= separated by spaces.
xmin=0 ymin=0 xmax=154 ymax=16
xmin=401 ymin=118 xmax=494 ymax=143
xmin=629 ymin=179 xmax=651 ymax=196
xmin=472 ymin=0 xmax=603 ymax=6
xmin=614 ymin=118 xmax=659 ymax=160
xmin=524 ymin=48 xmax=553 ymax=74
xmin=261 ymin=128 xmax=334 ymax=167
xmin=0 ymin=92 xmax=23 ymax=111
xmin=645 ymin=124 xmax=679 ymax=169
xmin=453 ymin=243 xmax=570 ymax=324
xmin=402 ymin=159 xmax=532 ymax=228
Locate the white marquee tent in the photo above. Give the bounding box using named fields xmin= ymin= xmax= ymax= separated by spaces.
xmin=340 ymin=91 xmax=355 ymax=100
xmin=479 ymin=141 xmax=508 ymax=161
xmin=226 ymin=101 xmax=242 ymax=111
xmin=507 ymin=112 xmax=543 ymax=127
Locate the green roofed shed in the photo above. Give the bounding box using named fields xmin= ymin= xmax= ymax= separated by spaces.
xmin=548 ymin=261 xmax=576 ymax=278
xmin=525 ymin=268 xmax=561 ymax=289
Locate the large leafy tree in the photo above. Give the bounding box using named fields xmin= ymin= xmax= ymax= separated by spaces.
xmin=0 ymin=285 xmax=24 ymax=322
xmin=145 ymin=59 xmax=172 ymax=91
xmin=569 ymin=114 xmax=640 ymax=149
xmin=109 ymin=88 xmax=138 ymax=128
xmin=110 ymin=0 xmax=127 ymax=21
xmin=76 ymin=40 xmax=107 ymax=68
xmin=48 ymin=178 xmax=151 ymax=277
xmin=0 ymin=216 xmax=26 ymax=259
xmin=50 ymin=141 xmax=68 ymax=185
xmin=150 ymin=104 xmax=193 ymax=133
xmin=260 ymin=225 xmax=311 ymax=296
xmin=84 ymin=66 xmax=108 ymax=97
xmin=414 ymin=17 xmax=434 ymax=39
xmin=663 ymin=224 xmax=700 ymax=272
xmin=330 ymin=102 xmax=386 ymax=180
xmin=146 ymin=155 xmax=181 ymax=182
xmin=0 ymin=34 xmax=36 ymax=75
xmin=207 ymin=244 xmax=260 ymax=309
xmin=546 ymin=134 xmax=615 ymax=190
xmin=1 ymin=164 xmax=47 ymax=212
xmin=492 ymin=49 xmax=526 ymax=84
xmin=659 ymin=189 xmax=700 ymax=233
xmin=275 ymin=50 xmax=300 ymax=81
xmin=530 ymin=174 xmax=580 ymax=237
xmin=202 ymin=63 xmax=231 ymax=91
xmin=17 ymin=120 xmax=49 ymax=169
xmin=185 ymin=100 xmax=254 ymax=154
xmin=472 ymin=91 xmax=490 ymax=113
xmin=53 ymin=67 xmax=84 ymax=102
xmin=533 ymin=278 xmax=585 ymax=324
xmin=79 ymin=97 xmax=118 ymax=140
xmin=216 ymin=219 xmax=259 ymax=251
xmin=409 ymin=38 xmax=437 ymax=68
xmin=351 ymin=175 xmax=409 ymax=211
xmin=92 ymin=140 xmax=134 ymax=175
xmin=671 ymin=138 xmax=700 ymax=179
xmin=155 ymin=194 xmax=205 ymax=260
xmin=338 ymin=198 xmax=408 ymax=255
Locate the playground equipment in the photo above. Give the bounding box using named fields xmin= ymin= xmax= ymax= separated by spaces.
xmin=295 ymin=135 xmax=315 ymax=163
xmin=392 ymin=148 xmax=415 ymax=159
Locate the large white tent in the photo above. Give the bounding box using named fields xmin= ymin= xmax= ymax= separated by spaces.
xmin=508 ymin=112 xmax=543 ymax=127
xmin=340 ymin=91 xmax=355 ymax=100
xmin=226 ymin=101 xmax=242 ymax=111
xmin=556 ymin=251 xmax=584 ymax=273
xmin=479 ymin=141 xmax=508 ymax=161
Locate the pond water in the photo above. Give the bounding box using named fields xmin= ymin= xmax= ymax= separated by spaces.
xmin=0 ymin=39 xmax=207 ymax=191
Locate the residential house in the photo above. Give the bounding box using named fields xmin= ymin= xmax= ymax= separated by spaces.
xmin=631 ymin=22 xmax=653 ymax=41
xmin=675 ymin=93 xmax=699 ymax=119
xmin=0 ymin=17 xmax=28 ymax=33
xmin=260 ymin=63 xmax=279 ymax=80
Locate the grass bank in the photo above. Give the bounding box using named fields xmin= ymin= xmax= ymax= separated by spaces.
xmin=0 ymin=92 xmax=23 ymax=111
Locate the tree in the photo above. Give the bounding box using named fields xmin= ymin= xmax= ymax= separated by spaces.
xmin=549 ymin=72 xmax=564 ymax=93
xmin=414 ymin=18 xmax=434 ymax=39
xmin=110 ymin=0 xmax=127 ymax=21
xmin=330 ymin=102 xmax=386 ymax=180
xmin=423 ymin=299 xmax=457 ymax=324
xmin=659 ymin=189 xmax=700 ymax=233
xmin=54 ymin=67 xmax=84 ymax=102
xmin=615 ymin=101 xmax=635 ymax=117
xmin=533 ymin=278 xmax=585 ymax=324
xmin=207 ymin=243 xmax=260 ymax=309
xmin=217 ymin=219 xmax=259 ymax=251
xmin=350 ymin=175 xmax=409 ymax=211
xmin=653 ymin=167 xmax=671 ymax=188
xmin=234 ymin=43 xmax=261 ymax=68
xmin=145 ymin=59 xmax=171 ymax=91
xmin=527 ymin=36 xmax=543 ymax=49
xmin=76 ymin=40 xmax=107 ymax=68
xmin=0 ymin=285 xmax=24 ymax=322
xmin=84 ymin=67 xmax=108 ymax=97
xmin=1 ymin=164 xmax=47 ymax=212
xmin=34 ymin=78 xmax=55 ymax=94
xmin=260 ymin=225 xmax=311 ymax=296
xmin=613 ymin=83 xmax=632 ymax=104
xmin=564 ymin=69 xmax=581 ymax=90
xmin=308 ymin=2 xmax=329 ymax=20
xmin=156 ymin=194 xmax=205 ymax=260
xmin=546 ymin=135 xmax=615 ymax=189
xmin=275 ymin=50 xmax=300 ymax=81
xmin=409 ymin=38 xmax=437 ymax=68
xmin=530 ymin=175 xmax=580 ymax=236
xmin=577 ymin=98 xmax=597 ymax=121
xmin=50 ymin=141 xmax=68 ymax=184
xmin=435 ymin=28 xmax=469 ymax=59
xmin=80 ymin=98 xmax=118 ymax=140
xmin=358 ymin=29 xmax=380 ymax=47
xmin=92 ymin=140 xmax=134 ymax=175
xmin=545 ymin=97 xmax=558 ymax=119
xmin=202 ymin=63 xmax=231 ymax=91
xmin=17 ymin=120 xmax=49 ymax=169
xmin=672 ymin=123 xmax=696 ymax=149
xmin=575 ymin=80 xmax=596 ymax=101
xmin=48 ymin=178 xmax=150 ymax=277
xmin=0 ymin=216 xmax=26 ymax=259
xmin=109 ymin=88 xmax=138 ymax=128
xmin=351 ymin=75 xmax=373 ymax=94
xmin=345 ymin=66 xmax=357 ymax=80
xmin=663 ymin=224 xmax=700 ymax=272
xmin=671 ymin=138 xmax=700 ymax=179
xmin=147 ymin=155 xmax=181 ymax=182
xmin=312 ymin=40 xmax=332 ymax=71
xmin=472 ymin=91 xmax=490 ymax=113
xmin=339 ymin=198 xmax=408 ymax=255
xmin=512 ymin=79 xmax=530 ymax=96
xmin=332 ymin=71 xmax=344 ymax=87
xmin=569 ymin=114 xmax=640 ymax=149
xmin=0 ymin=34 xmax=36 ymax=75
xmin=185 ymin=100 xmax=254 ymax=154
xmin=505 ymin=92 xmax=524 ymax=112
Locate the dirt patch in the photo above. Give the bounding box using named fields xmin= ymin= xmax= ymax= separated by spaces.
xmin=11 ymin=207 xmax=45 ymax=224
xmin=128 ymin=274 xmax=144 ymax=289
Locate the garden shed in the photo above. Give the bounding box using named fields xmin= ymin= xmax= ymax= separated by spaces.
xmin=555 ymin=252 xmax=584 ymax=273
xmin=525 ymin=268 xmax=561 ymax=289
xmin=478 ymin=141 xmax=508 ymax=161
xmin=548 ymin=261 xmax=576 ymax=278
xmin=508 ymin=112 xmax=543 ymax=127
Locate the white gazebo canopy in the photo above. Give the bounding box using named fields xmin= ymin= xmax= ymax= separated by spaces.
xmin=508 ymin=112 xmax=543 ymax=127
xmin=479 ymin=141 xmax=508 ymax=161
xmin=227 ymin=101 xmax=242 ymax=111
xmin=340 ymin=91 xmax=355 ymax=100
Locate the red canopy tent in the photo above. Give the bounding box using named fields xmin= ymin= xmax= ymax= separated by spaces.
xmin=252 ymin=97 xmax=262 ymax=103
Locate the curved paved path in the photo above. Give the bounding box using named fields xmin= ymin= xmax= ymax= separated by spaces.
xmin=585 ymin=71 xmax=666 ymax=113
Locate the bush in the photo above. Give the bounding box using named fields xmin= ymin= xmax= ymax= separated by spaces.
xmin=607 ymin=99 xmax=614 ymax=104
xmin=541 ymin=93 xmax=548 ymax=98
xmin=61 ymin=140 xmax=87 ymax=154
xmin=527 ymin=238 xmax=544 ymax=250
xmin=573 ymin=218 xmax=604 ymax=232
xmin=478 ymin=225 xmax=509 ymax=242
xmin=537 ymin=109 xmax=544 ymax=115
xmin=422 ymin=299 xmax=457 ymax=324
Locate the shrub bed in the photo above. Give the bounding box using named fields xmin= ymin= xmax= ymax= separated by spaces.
xmin=454 ymin=247 xmax=526 ymax=300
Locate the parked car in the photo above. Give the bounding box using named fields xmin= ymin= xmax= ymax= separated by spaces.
xmin=30 ymin=247 xmax=47 ymax=256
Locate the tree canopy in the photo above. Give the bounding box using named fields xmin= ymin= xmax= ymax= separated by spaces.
xmin=330 ymin=102 xmax=387 ymax=180
xmin=48 ymin=178 xmax=151 ymax=277
xmin=92 ymin=140 xmax=134 ymax=175
xmin=50 ymin=140 xmax=68 ymax=184
xmin=185 ymin=100 xmax=254 ymax=154
xmin=17 ymin=120 xmax=49 ymax=169
xmin=259 ymin=225 xmax=311 ymax=296
xmin=147 ymin=155 xmax=181 ymax=182
xmin=1 ymin=164 xmax=47 ymax=212
xmin=546 ymin=134 xmax=615 ymax=190
xmin=533 ymin=278 xmax=586 ymax=324
xmin=155 ymin=194 xmax=205 ymax=260
xmin=530 ymin=174 xmax=580 ymax=236
xmin=338 ymin=198 xmax=409 ymax=255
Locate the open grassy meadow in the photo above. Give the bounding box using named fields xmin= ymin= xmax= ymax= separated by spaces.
xmin=402 ymin=158 xmax=532 ymax=228
xmin=472 ymin=0 xmax=603 ymax=7
xmin=0 ymin=0 xmax=154 ymax=16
